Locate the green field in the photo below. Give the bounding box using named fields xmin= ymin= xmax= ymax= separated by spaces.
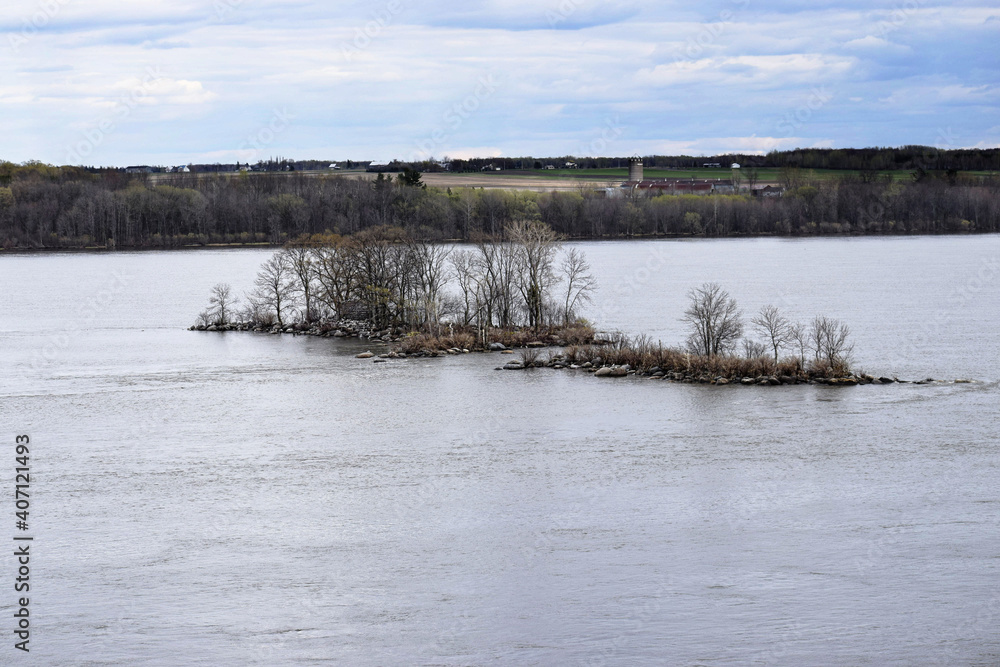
xmin=497 ymin=167 xmax=997 ymax=182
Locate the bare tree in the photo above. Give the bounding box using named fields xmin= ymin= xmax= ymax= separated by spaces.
xmin=312 ymin=238 xmax=355 ymax=320
xmin=560 ymin=247 xmax=597 ymax=325
xmin=407 ymin=240 xmax=451 ymax=332
xmin=507 ymin=219 xmax=561 ymax=330
xmin=682 ymin=282 xmax=743 ymax=357
xmin=283 ymin=245 xmax=318 ymax=322
xmin=751 ymin=304 xmax=791 ymax=364
xmin=252 ymin=252 xmax=296 ymax=326
xmin=741 ymin=338 xmax=768 ymax=359
xmin=207 ymin=283 xmax=238 ymax=325
xmin=810 ymin=316 xmax=854 ymax=368
xmin=789 ymin=322 xmax=809 ymax=364
xmin=450 ymin=249 xmax=480 ymax=326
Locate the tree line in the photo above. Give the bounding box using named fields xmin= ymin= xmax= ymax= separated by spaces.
xmin=681 ymin=282 xmax=853 ymax=373
xmin=200 ymin=222 xmax=597 ymax=339
xmin=2 ymin=165 xmax=999 ymax=249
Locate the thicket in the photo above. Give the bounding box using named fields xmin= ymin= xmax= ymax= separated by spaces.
xmin=2 ymin=165 xmax=999 ymax=249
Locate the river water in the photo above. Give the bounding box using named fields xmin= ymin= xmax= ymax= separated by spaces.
xmin=1 ymin=236 xmax=998 ymax=666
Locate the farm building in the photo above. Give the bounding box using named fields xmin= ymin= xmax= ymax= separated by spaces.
xmin=608 ymin=178 xmax=736 ymax=198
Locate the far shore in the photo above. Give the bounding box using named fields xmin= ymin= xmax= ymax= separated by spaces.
xmin=4 ymin=231 xmax=999 ymax=255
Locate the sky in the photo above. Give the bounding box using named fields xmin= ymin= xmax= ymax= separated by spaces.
xmin=2 ymin=0 xmax=998 ymax=166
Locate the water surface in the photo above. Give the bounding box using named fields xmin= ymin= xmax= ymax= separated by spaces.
xmin=1 ymin=236 xmax=998 ymax=666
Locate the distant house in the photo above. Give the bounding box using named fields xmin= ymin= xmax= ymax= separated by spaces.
xmin=731 ymin=163 xmax=741 ymax=169
xmin=565 ymin=161 xmax=578 ymax=169
xmin=329 ymin=163 xmax=341 ymax=170
xmin=752 ymin=185 xmax=784 ymax=198
xmin=366 ymin=161 xmax=391 ymax=172
xmin=544 ymin=165 xmax=556 ymax=170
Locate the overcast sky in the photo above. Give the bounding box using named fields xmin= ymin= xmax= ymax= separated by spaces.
xmin=3 ymin=0 xmax=998 ymax=166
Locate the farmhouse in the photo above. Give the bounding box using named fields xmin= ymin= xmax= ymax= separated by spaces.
xmin=608 ymin=178 xmax=736 ymax=198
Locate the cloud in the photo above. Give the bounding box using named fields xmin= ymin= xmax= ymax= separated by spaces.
xmin=842 ymin=35 xmax=912 ymax=55
xmin=2 ymin=0 xmax=997 ymax=165
xmin=636 ymin=54 xmax=856 ymax=88
xmin=413 ymin=0 xmax=642 ymax=31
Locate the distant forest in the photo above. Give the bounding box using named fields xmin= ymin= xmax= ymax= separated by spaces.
xmin=1 ymin=149 xmax=999 ymax=249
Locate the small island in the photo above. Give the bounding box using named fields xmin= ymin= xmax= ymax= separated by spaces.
xmin=190 ymin=223 xmax=962 ymax=387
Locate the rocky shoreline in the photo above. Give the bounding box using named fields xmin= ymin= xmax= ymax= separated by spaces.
xmin=189 ymin=319 xmax=403 ymax=342
xmin=190 ymin=323 xmax=975 ymax=387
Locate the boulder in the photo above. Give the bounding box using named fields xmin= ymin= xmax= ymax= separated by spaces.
xmin=503 ymin=362 xmax=525 ymax=371
xmin=715 ymin=378 xmax=730 ymax=385
xmin=878 ymin=377 xmax=895 ymax=384
xmin=488 ymin=342 xmax=507 ymax=351
xmin=741 ymin=378 xmax=755 ymax=385
xmin=356 ymin=351 xmax=375 ymax=359
xmin=527 ymin=341 xmax=545 ymax=348
xmin=594 ymin=367 xmax=614 ymax=377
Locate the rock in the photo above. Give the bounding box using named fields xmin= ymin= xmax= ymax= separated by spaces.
xmin=878 ymin=377 xmax=895 ymax=384
xmin=582 ymin=362 xmax=593 ymax=369
xmin=488 ymin=342 xmax=507 ymax=351
xmin=527 ymin=341 xmax=545 ymax=348
xmin=373 ymin=359 xmax=387 ymax=364
xmin=356 ymin=352 xmax=375 ymax=359
xmin=501 ymin=350 xmax=515 ymax=355
xmin=741 ymin=378 xmax=755 ymax=385
xmin=955 ymin=378 xmax=974 ymax=384
xmin=503 ymin=362 xmax=525 ymax=370
xmin=591 ymin=357 xmax=603 ymax=366
xmin=715 ymin=378 xmax=730 ymax=385
xmin=594 ymin=367 xmax=614 ymax=377
xmin=597 ymin=366 xmax=628 ymax=378
xmin=207 ymin=325 xmax=218 ymax=332
xmin=779 ymin=375 xmax=798 ymax=385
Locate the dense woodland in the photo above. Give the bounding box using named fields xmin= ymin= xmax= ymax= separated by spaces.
xmin=1 ymin=156 xmax=999 ymax=249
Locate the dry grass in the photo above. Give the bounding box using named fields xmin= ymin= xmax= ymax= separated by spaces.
xmin=563 ymin=334 xmax=848 ymax=380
